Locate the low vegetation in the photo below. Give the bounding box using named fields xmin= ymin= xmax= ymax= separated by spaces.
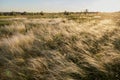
xmin=0 ymin=13 xmax=120 ymax=80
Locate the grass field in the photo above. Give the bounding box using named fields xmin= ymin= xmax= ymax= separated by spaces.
xmin=0 ymin=13 xmax=120 ymax=80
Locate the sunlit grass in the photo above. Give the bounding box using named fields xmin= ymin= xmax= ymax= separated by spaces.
xmin=0 ymin=13 xmax=120 ymax=80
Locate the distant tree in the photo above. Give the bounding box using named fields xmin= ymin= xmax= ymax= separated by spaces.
xmin=40 ymin=11 xmax=44 ymax=15
xmin=85 ymin=9 xmax=88 ymax=13
xmin=20 ymin=11 xmax=27 ymax=15
xmin=84 ymin=9 xmax=88 ymax=15
xmin=10 ymin=11 xmax=17 ymax=16
xmin=64 ymin=11 xmax=69 ymax=15
xmin=22 ymin=11 xmax=27 ymax=15
xmin=0 ymin=12 xmax=3 ymax=16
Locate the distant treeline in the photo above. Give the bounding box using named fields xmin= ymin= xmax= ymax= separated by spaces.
xmin=0 ymin=11 xmax=100 ymax=16
xmin=0 ymin=12 xmax=44 ymax=16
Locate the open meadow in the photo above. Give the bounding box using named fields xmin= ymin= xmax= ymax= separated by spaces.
xmin=0 ymin=12 xmax=120 ymax=80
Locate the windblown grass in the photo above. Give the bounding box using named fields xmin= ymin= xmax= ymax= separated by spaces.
xmin=0 ymin=13 xmax=120 ymax=80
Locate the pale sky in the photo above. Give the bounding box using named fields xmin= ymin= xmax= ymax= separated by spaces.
xmin=0 ymin=0 xmax=120 ymax=12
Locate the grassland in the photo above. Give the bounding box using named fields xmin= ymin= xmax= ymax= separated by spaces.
xmin=0 ymin=12 xmax=120 ymax=80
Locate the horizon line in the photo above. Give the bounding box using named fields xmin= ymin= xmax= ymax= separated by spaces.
xmin=0 ymin=10 xmax=119 ymax=13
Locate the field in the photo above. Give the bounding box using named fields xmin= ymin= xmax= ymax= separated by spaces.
xmin=0 ymin=12 xmax=120 ymax=80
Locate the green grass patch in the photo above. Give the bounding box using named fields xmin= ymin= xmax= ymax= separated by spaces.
xmin=0 ymin=16 xmax=14 ymax=19
xmin=0 ymin=20 xmax=12 ymax=26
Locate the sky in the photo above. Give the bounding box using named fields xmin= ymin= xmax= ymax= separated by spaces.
xmin=0 ymin=0 xmax=120 ymax=12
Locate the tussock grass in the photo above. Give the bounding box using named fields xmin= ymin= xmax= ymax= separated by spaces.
xmin=0 ymin=23 xmax=27 ymax=38
xmin=0 ymin=13 xmax=120 ymax=80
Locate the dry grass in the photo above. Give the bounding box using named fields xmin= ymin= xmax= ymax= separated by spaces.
xmin=0 ymin=13 xmax=120 ymax=80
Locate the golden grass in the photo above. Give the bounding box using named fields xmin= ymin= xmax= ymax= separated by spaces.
xmin=0 ymin=13 xmax=120 ymax=80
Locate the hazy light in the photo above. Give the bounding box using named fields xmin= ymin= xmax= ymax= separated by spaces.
xmin=0 ymin=0 xmax=120 ymax=12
